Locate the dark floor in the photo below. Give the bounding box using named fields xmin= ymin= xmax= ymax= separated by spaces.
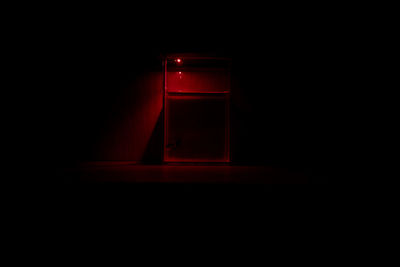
xmin=56 ymin=162 xmax=326 ymax=184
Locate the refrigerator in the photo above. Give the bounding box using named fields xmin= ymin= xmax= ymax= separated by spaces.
xmin=164 ymin=55 xmax=231 ymax=163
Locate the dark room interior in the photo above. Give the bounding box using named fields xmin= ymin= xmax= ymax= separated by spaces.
xmin=33 ymin=6 xmax=343 ymax=186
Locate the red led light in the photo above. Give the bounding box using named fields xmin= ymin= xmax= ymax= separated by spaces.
xmin=178 ymin=72 xmax=182 ymax=74
xmin=175 ymin=58 xmax=182 ymax=64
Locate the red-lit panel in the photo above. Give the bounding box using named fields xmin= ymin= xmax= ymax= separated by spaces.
xmin=167 ymin=71 xmax=230 ymax=93
xmin=164 ymin=94 xmax=229 ymax=162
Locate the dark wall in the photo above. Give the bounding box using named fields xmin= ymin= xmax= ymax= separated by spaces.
xmin=48 ymin=51 xmax=164 ymax=164
xmin=230 ymin=48 xmax=337 ymax=174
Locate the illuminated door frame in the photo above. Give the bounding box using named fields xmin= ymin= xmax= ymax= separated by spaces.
xmin=163 ymin=55 xmax=231 ymax=163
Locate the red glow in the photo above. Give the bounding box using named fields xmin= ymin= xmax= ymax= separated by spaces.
xmin=175 ymin=58 xmax=182 ymax=64
xmin=97 ymin=72 xmax=163 ymax=160
xmin=167 ymin=71 xmax=230 ymax=93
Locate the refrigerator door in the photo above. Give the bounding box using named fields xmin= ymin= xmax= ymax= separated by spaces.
xmin=164 ymin=56 xmax=231 ymax=163
xmin=165 ymin=94 xmax=229 ymax=162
